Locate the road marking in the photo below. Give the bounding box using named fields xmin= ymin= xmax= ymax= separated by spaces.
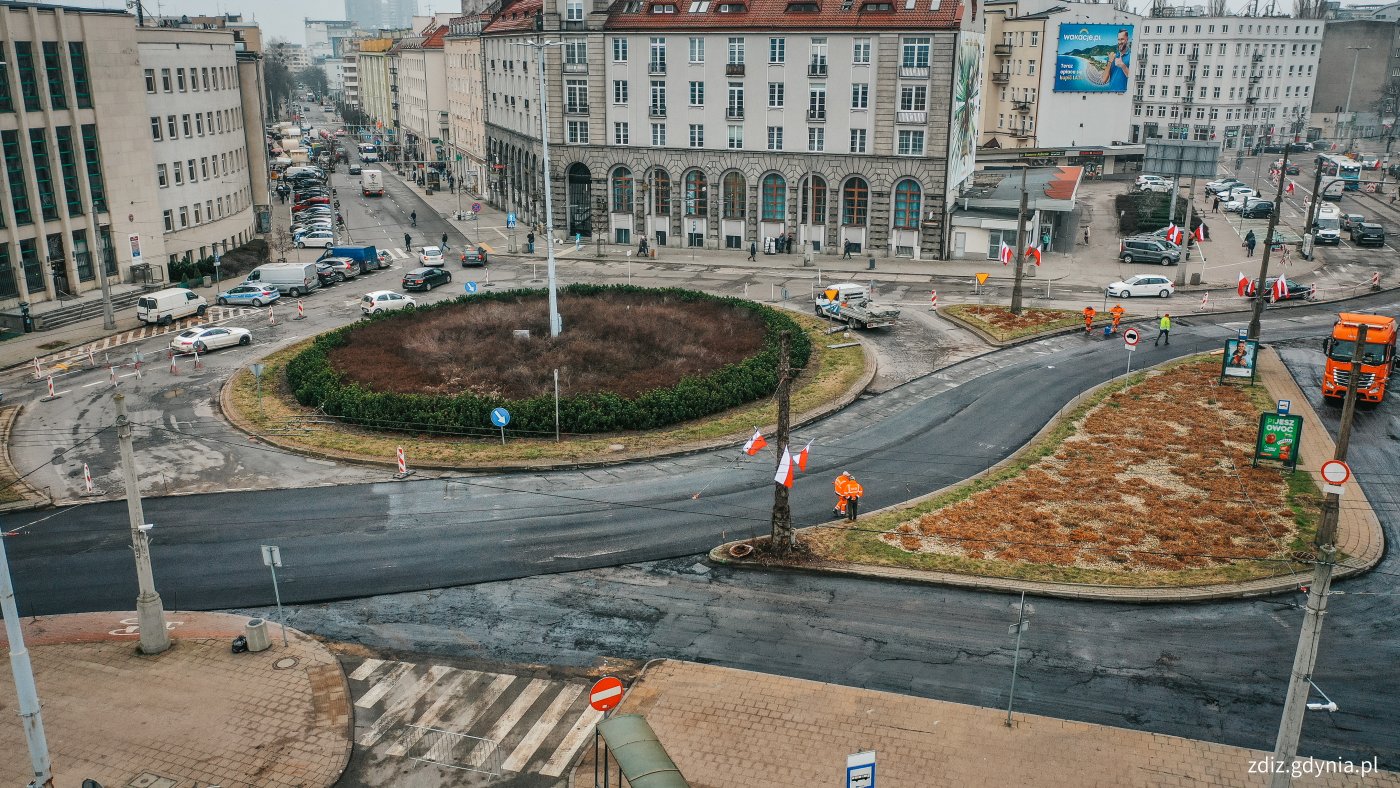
xmin=358 ymin=664 xmax=454 ymax=747
xmin=383 ymin=670 xmax=487 ymax=757
xmin=538 ymin=705 xmax=604 ymax=777
xmin=356 ymin=661 xmax=416 ymax=708
xmin=479 ymin=678 xmax=551 ymax=752
xmin=349 ymin=658 xmax=386 ymax=681
xmin=501 ymin=683 xmax=584 ymax=772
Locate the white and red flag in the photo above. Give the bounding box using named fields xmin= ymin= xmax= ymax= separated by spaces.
xmin=1026 ymin=245 xmax=1042 ymax=266
xmin=795 ymin=440 xmax=811 ymax=472
xmin=774 ymin=447 xmax=794 ymax=488
xmin=1271 ymin=277 xmax=1290 ymax=302
xmin=1237 ymin=272 xmax=1251 ymax=297
xmin=743 ymin=428 xmax=767 ymax=456
xmin=999 ymin=242 xmax=1013 ymax=265
xmin=1285 ymin=180 xmax=1296 ymax=196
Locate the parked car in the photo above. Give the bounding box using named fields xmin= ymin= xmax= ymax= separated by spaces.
xmin=1106 ymin=274 xmax=1175 ymax=299
xmin=348 ymin=164 xmax=362 ymax=175
xmin=294 ymin=197 xmax=331 ymax=211
xmin=1340 ymin=213 xmax=1366 ymax=231
xmin=1250 ymin=276 xmax=1316 ymax=302
xmin=296 ymin=230 xmax=336 ymax=248
xmin=1136 ymin=175 xmax=1169 ymax=187
xmin=1119 ymin=236 xmax=1181 ymax=265
xmin=1350 ymin=222 xmax=1386 ymax=246
xmin=215 ymin=284 xmax=280 ymax=307
xmin=321 ymin=256 xmax=360 ymax=280
xmin=1139 ymin=180 xmax=1174 ymax=194
xmin=360 ymin=290 xmax=416 ymax=315
xmin=169 ymin=326 xmax=251 ymax=353
xmin=1221 ymin=186 xmax=1257 ymax=202
xmin=1240 ymin=200 xmax=1275 ymax=219
xmin=461 ymin=246 xmax=488 ymax=266
xmin=1206 ymin=177 xmax=1244 ymax=192
xmin=418 ymin=246 xmax=445 ymax=266
xmin=136 ymin=287 xmax=208 ymax=326
xmin=402 ymin=267 xmax=452 ymax=291
xmin=314 ymin=261 xmax=344 ymax=286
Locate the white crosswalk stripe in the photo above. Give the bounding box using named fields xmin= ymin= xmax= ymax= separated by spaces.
xmin=501 ymin=684 xmax=583 ymax=772
xmin=382 ymin=670 xmax=483 ymax=758
xmin=357 ymin=665 xmax=454 ymax=747
xmin=539 ymin=707 xmax=605 ymax=778
xmin=355 ymin=661 xmax=416 ymax=708
xmin=348 ymin=658 xmax=385 ymax=681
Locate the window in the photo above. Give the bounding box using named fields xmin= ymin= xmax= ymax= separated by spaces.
xmin=652 ymin=123 xmax=667 ymax=146
xmin=614 ymin=121 xmax=630 ymax=145
xmin=1030 ymin=32 xmax=1039 ymax=47
xmin=808 ymin=127 xmax=824 ymax=152
xmin=728 ymin=83 xmax=744 ymax=115
xmin=770 ymin=37 xmax=786 ymax=63
xmin=849 ymin=128 xmax=867 ymax=153
xmin=728 ymin=37 xmax=745 ymax=65
xmin=164 ymin=210 xmax=174 ymax=232
xmin=853 ymin=39 xmax=871 ymax=64
xmin=565 ymin=40 xmax=588 ymax=66
xmin=54 ymin=128 xmax=84 ymax=217
xmin=722 ymin=171 xmax=746 ymax=217
xmin=0 ymin=59 xmax=12 ymax=112
xmin=769 ymin=82 xmax=785 ymax=107
xmin=567 ymin=0 xmax=584 ymax=21
xmin=985 ymin=228 xmax=1016 ymax=259
xmin=193 ymin=204 xmax=201 ymax=224
xmin=851 ymin=83 xmax=868 ymax=109
xmin=650 ymin=37 xmax=667 ymax=70
xmin=179 ymin=206 xmax=188 ymax=227
xmin=761 ymin=173 xmax=785 ymax=220
xmin=30 ymin=129 xmax=58 ymax=221
xmin=808 ymin=84 xmax=826 ymax=118
xmin=161 ymin=67 xmax=172 ymax=92
xmin=651 ymin=169 xmax=671 ymax=213
xmin=650 ymin=80 xmax=667 ymax=112
xmin=689 ymin=81 xmax=705 ymax=106
xmin=613 ymin=37 xmax=629 ymax=62
xmin=200 ymin=157 xmax=209 ymax=179
xmin=177 ymin=68 xmax=187 ymax=92
xmin=842 ymin=178 xmax=868 ymax=225
xmin=151 ymin=117 xmax=163 ymax=140
xmin=173 ymin=160 xmax=184 ymax=185
xmin=1027 ymin=59 xmax=1036 ymax=76
xmin=567 ymin=120 xmax=589 ymax=143
xmin=612 ymin=167 xmax=634 ymax=212
xmin=899 ymin=85 xmax=927 ymax=111
xmin=728 ymin=124 xmax=743 ymax=149
xmin=893 ymin=179 xmax=921 ymax=229
xmin=690 ymin=37 xmax=705 ymax=63
xmin=683 ymin=170 xmax=707 ymax=215
xmin=144 ymin=68 xmax=156 ymax=93
xmin=613 ymin=80 xmax=628 ymax=104
xmin=157 ymin=163 xmax=169 ymax=187
xmin=15 ymin=42 xmax=41 ymax=111
xmin=689 ymin=123 xmax=704 ymax=147
xmin=182 ymin=114 xmax=192 ymax=137
xmin=187 ymin=159 xmax=196 ymax=182
xmin=897 ymin=130 xmax=925 ymax=155
xmin=201 ymin=67 xmax=210 ymax=90
xmin=196 ymin=114 xmax=204 ymax=136
xmin=901 ymin=37 xmax=930 ymax=68
xmin=565 ymin=79 xmax=589 ymax=113
xmin=801 ymin=175 xmax=827 ymax=224
xmin=43 ymin=42 xmax=66 ymax=110
xmin=767 ymin=126 xmax=783 ymax=150
xmin=810 ymin=37 xmax=828 ymax=72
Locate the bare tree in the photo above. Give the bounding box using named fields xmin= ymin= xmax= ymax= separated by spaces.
xmin=1208 ymin=0 xmax=1228 ymax=16
xmin=1293 ymin=0 xmax=1327 ymax=18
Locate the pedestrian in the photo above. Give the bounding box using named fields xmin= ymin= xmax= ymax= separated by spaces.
xmin=787 ymin=233 xmax=795 ymax=254
xmin=1083 ymin=226 xmax=1090 ymax=245
xmin=1083 ymin=305 xmax=1096 ymax=334
xmin=843 ymin=240 xmax=853 ymax=259
xmin=477 ymin=246 xmax=488 ymax=265
xmin=1155 ymin=312 xmax=1171 ymax=346
xmin=527 ymin=231 xmax=536 ymax=254
xmin=404 ymin=232 xmax=412 ymax=250
xmin=1109 ymin=303 xmax=1125 ymax=333
xmin=774 ymin=235 xmax=784 ymax=254
xmin=748 ymin=240 xmax=757 ymax=261
xmin=410 ymin=210 xmax=417 ymax=227
xmin=1212 ymin=196 xmax=1220 ymax=213
xmin=441 ymin=232 xmax=449 ymax=251
xmin=1245 ymin=230 xmax=1257 ymax=257
xmin=832 ymin=471 xmax=863 ymax=522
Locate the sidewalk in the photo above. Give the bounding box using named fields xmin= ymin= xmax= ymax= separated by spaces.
xmin=0 ymin=610 xmax=352 ymax=788
xmin=573 ymin=659 xmax=1400 ymax=787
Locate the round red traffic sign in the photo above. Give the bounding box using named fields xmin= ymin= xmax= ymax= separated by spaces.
xmin=589 ymin=676 xmax=625 ymax=712
xmin=1320 ymin=460 xmax=1351 ymax=485
xmin=1123 ymin=328 xmax=1140 ymax=347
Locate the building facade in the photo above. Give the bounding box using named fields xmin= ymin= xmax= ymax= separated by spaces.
xmin=1310 ymin=20 xmax=1400 ymax=148
xmin=445 ymin=12 xmax=489 ymax=197
xmin=392 ymin=16 xmax=452 ymax=169
xmin=343 ymin=50 xmax=361 ymax=108
xmin=1132 ymin=15 xmax=1323 ymax=151
xmin=346 ymin=0 xmax=419 ymax=32
xmin=356 ymin=38 xmax=397 ymax=134
xmin=485 ymin=0 xmax=982 ymax=260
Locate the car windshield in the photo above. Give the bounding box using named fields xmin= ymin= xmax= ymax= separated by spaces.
xmin=177 ymin=329 xmax=199 ymax=338
xmin=1328 ymin=340 xmax=1389 ymax=365
xmin=1315 ymin=218 xmax=1339 ymax=230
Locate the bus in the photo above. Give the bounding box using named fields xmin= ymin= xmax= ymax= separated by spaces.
xmin=1315 ymin=154 xmax=1362 ymax=191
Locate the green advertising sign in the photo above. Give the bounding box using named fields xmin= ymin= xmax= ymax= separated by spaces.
xmin=1254 ymin=413 xmax=1302 ymax=468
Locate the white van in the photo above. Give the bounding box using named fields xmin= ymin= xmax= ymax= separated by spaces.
xmin=244 ymin=262 xmax=320 ymax=297
xmin=136 ymin=288 xmax=208 ymax=326
xmin=1313 ymin=203 xmax=1342 ymax=245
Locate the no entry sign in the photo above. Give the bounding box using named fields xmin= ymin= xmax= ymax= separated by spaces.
xmin=1123 ymin=328 xmax=1140 ymax=347
xmin=1320 ymin=460 xmax=1351 ymax=494
xmin=589 ymin=676 xmax=625 ymax=712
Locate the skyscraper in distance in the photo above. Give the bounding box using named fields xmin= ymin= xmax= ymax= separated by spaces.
xmin=344 ymin=0 xmax=417 ymax=31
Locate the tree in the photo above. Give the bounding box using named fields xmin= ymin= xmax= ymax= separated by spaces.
xmin=264 ymin=56 xmax=295 ymax=118
xmin=297 ymin=67 xmax=329 ymax=99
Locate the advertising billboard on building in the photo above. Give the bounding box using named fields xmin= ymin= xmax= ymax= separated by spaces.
xmin=1054 ymin=24 xmax=1134 ymax=93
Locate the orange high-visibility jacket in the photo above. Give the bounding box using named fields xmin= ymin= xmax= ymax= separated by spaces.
xmin=846 ymin=480 xmax=864 ymax=498
xmin=833 ymin=476 xmax=850 ymax=497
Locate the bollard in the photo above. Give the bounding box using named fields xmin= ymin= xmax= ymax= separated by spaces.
xmin=88 ymin=346 xmax=96 ymax=367
xmin=295 ymin=300 xmax=306 ymax=320
xmin=193 ymin=350 xmax=203 ymax=371
xmin=109 ymin=366 xmax=117 ymax=386
xmin=83 ymin=463 xmax=95 ymax=494
xmin=42 ymin=376 xmax=59 ymax=401
xmin=929 ymin=289 xmax=938 ymax=311
xmin=269 ymin=305 xmax=277 ymax=325
xmin=32 ymin=356 xmax=42 ymax=380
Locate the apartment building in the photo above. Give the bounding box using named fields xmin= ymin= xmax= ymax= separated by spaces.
xmin=484 ymin=0 xmax=983 ymax=260
xmin=1132 ymin=15 xmax=1323 ymax=151
xmin=356 ymin=37 xmax=398 ymax=131
xmin=445 ymin=12 xmax=490 ymax=196
xmin=343 ymin=50 xmax=361 ymax=108
xmin=1310 ymin=19 xmax=1400 ymax=147
xmin=392 ymin=16 xmax=453 ymax=168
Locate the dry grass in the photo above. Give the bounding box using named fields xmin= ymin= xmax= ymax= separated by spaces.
xmin=330 ymin=291 xmax=766 ymax=399
xmin=806 ymin=358 xmax=1321 ymax=587
xmin=943 ymin=304 xmax=1088 ymax=341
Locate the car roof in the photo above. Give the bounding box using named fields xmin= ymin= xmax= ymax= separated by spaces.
xmin=422 ymin=246 xmax=441 ymax=253
xmin=1360 ymin=222 xmax=1383 ymax=228
xmin=407 ymin=267 xmax=435 ymax=274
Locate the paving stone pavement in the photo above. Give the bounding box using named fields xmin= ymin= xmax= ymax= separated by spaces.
xmin=0 ymin=610 xmax=351 ymax=788
xmin=574 ymin=660 xmax=1400 ymax=788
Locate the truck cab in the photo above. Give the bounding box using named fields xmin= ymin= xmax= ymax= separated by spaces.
xmin=1322 ymin=313 xmax=1398 ymax=404
xmin=1312 ymin=204 xmax=1342 ymax=245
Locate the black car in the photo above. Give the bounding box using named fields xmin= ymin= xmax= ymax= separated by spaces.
xmin=402 ymin=266 xmax=452 ymax=291
xmin=1350 ymin=222 xmax=1386 ymax=247
xmin=1261 ymin=144 xmax=1284 ymax=154
xmin=1250 ymin=276 xmax=1315 ymax=302
xmin=348 ymin=164 xmax=362 ymax=175
xmin=314 ymin=261 xmax=343 ymax=286
xmin=1240 ymin=200 xmax=1274 ymax=219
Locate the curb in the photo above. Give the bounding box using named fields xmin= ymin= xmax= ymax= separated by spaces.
xmin=0 ymin=405 xmax=51 ymax=513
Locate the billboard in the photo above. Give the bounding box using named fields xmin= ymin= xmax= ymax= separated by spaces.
xmin=948 ymin=33 xmax=984 ymax=198
xmin=1054 ymin=24 xmax=1134 ymax=93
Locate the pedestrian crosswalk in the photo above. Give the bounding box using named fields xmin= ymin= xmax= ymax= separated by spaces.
xmin=348 ymin=658 xmax=602 ymax=780
xmin=378 ymin=242 xmax=495 ymax=263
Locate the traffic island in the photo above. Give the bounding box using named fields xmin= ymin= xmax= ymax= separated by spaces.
xmin=939 ymin=303 xmax=1132 ymax=345
xmin=713 ymin=350 xmax=1386 ymax=602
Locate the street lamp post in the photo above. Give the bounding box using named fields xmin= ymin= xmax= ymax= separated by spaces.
xmin=523 ymin=38 xmax=564 ymax=337
xmin=1343 ymin=46 xmax=1372 ymax=152
xmin=96 ymin=224 xmax=116 ymax=330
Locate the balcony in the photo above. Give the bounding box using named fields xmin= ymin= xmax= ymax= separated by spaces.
xmin=1252 ymin=53 xmax=1264 ymax=62
xmin=726 ymin=105 xmax=745 ymax=119
xmin=565 ymin=103 xmax=590 ymax=115
xmin=896 ymin=110 xmax=927 ymax=124
xmin=726 ymin=63 xmax=745 ymax=76
xmin=1246 ymin=96 xmax=1259 ymax=104
xmin=1012 ymin=101 xmax=1031 ymax=113
xmin=1013 ymin=129 xmax=1031 ymax=139
xmin=648 ymin=60 xmax=667 ymax=75
xmin=807 ymin=108 xmax=827 ymax=121
xmin=993 ymin=43 xmax=1012 ymax=56
xmin=992 ymin=70 xmax=1009 ymax=84
xmin=563 ymin=61 xmax=588 ymax=74
xmin=649 ymin=104 xmax=667 ymax=117
xmin=808 ymin=60 xmax=828 ymax=77
xmin=562 ymin=19 xmax=586 ymax=31
xmin=899 ymin=65 xmax=930 ymax=79
xmin=1187 ymin=53 xmax=1198 ymax=63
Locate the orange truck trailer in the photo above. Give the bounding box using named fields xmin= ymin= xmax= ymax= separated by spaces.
xmin=1322 ymin=313 xmax=1398 ymax=404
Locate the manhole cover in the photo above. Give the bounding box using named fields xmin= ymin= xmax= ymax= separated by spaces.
xmin=274 ymin=656 xmax=300 ymax=670
xmin=127 ymin=774 xmax=178 ymax=788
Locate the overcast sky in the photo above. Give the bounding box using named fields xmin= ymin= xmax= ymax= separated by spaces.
xmin=49 ymin=0 xmax=432 ymax=44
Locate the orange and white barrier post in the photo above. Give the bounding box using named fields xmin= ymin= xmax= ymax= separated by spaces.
xmin=394 ymin=446 xmax=410 ymax=478
xmin=169 ymin=353 xmax=178 ymax=374
xmin=109 ymin=365 xmax=117 ymax=386
xmin=42 ymin=376 xmax=59 ymax=401
xmin=269 ymin=304 xmax=277 ymax=325
xmin=193 ymin=350 xmax=202 ymax=371
xmin=1372 ymin=271 xmax=1382 ymax=288
xmin=1198 ymin=292 xmax=1209 ymax=311
xmin=87 ymin=346 xmax=96 ymax=368
xmin=32 ymin=356 xmax=42 ymax=380
xmin=295 ymin=299 xmax=306 ymax=320
xmin=929 ymin=289 xmax=938 ymax=311
xmin=83 ymin=463 xmax=95 ymax=494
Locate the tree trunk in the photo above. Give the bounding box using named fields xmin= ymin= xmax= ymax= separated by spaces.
xmin=769 ymin=331 xmax=794 ymax=553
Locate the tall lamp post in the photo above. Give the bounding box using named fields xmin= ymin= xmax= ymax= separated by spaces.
xmin=522 ymin=37 xmax=565 ymax=337
xmin=1343 ymin=46 xmax=1372 ymax=152
xmin=96 ymin=224 xmax=116 ymax=330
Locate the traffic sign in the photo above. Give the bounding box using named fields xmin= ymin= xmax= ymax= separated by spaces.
xmin=846 ymin=751 xmax=876 ymax=788
xmin=1123 ymin=328 xmax=1140 ymax=347
xmin=471 ymin=202 xmax=482 ymax=214
xmin=1277 ymin=399 xmax=1291 ymax=415
xmin=464 ymin=281 xmax=479 ymax=294
xmin=506 ymin=212 xmax=517 ymax=228
xmin=490 ymin=407 xmax=511 ymax=427
xmin=975 ymin=273 xmax=989 ymax=285
xmin=589 ymin=676 xmax=625 ymax=712
xmin=1320 ymin=460 xmax=1351 ymax=486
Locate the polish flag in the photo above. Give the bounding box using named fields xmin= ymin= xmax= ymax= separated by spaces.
xmin=774 ymin=447 xmax=794 ymax=488
xmin=1165 ymin=223 xmax=1181 ymax=245
xmin=1193 ymin=224 xmax=1206 ymax=242
xmin=999 ymin=242 xmax=1013 ymax=265
xmin=1271 ymin=277 xmax=1289 ymax=302
xmin=795 ymin=440 xmax=811 ymax=472
xmin=1309 ymin=283 xmax=1318 ymax=300
xmin=1285 ymin=180 xmax=1296 ymax=196
xmin=1026 ymin=245 xmax=1042 ymax=266
xmin=1237 ymin=272 xmax=1251 ymax=297
xmin=743 ymin=428 xmax=767 ymax=456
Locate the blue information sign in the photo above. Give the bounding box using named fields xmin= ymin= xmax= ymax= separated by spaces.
xmin=464 ymin=281 xmax=479 ymax=294
xmin=506 ymin=212 xmax=517 ymax=228
xmin=490 ymin=407 xmax=511 ymax=427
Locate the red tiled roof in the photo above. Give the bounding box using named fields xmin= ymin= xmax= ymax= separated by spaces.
xmin=422 ymin=24 xmax=448 ymax=48
xmin=605 ymin=0 xmax=962 ymax=31
xmin=1045 ymin=166 xmax=1082 ymax=201
xmin=485 ymin=0 xmax=543 ymax=34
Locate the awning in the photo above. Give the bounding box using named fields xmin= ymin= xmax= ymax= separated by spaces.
xmin=596 ymin=715 xmax=689 ymax=788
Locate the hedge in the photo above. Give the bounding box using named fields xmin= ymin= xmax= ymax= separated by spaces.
xmin=285 ymin=284 xmax=812 ymax=436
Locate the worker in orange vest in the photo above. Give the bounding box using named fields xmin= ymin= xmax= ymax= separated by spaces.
xmin=833 ymin=471 xmax=865 ymax=521
xmin=1109 ymin=304 xmax=1126 ymax=333
xmin=1083 ymin=306 xmax=1096 ymax=334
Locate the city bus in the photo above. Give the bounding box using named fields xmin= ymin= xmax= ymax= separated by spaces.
xmin=1315 ymin=154 xmax=1362 ymax=191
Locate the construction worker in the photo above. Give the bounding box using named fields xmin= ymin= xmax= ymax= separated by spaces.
xmin=833 ymin=471 xmax=864 ymax=522
xmin=1109 ymin=303 xmax=1126 ymax=333
xmin=1083 ymin=306 xmax=1096 ymax=334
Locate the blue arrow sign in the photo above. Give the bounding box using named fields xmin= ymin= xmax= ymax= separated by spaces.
xmin=490 ymin=407 xmax=511 ymax=427
xmin=464 ymin=281 xmax=479 ymax=294
xmin=506 ymin=212 xmax=517 ymax=228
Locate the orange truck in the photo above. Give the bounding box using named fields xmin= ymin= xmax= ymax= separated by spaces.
xmin=1322 ymin=313 xmax=1398 ymax=404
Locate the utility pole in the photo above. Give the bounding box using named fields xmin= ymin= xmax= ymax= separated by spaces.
xmin=1303 ymin=163 xmax=1324 ymax=235
xmin=96 ymin=225 xmax=116 ymax=331
xmin=1343 ymin=46 xmax=1372 ymax=153
xmin=769 ymin=331 xmax=796 ymax=554
xmin=1176 ymin=174 xmax=1199 ymax=288
xmin=527 ymin=38 xmax=564 ymax=337
xmin=0 ymin=526 xmax=54 ymax=788
xmin=114 ymin=392 xmax=170 ymax=655
xmin=1269 ymin=324 xmax=1368 ymax=787
xmin=1009 ymin=165 xmax=1030 ymax=315
xmin=1246 ymin=145 xmax=1290 ymax=340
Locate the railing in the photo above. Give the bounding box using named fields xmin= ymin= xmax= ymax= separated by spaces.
xmin=649 ymin=104 xmax=667 ymax=117
xmin=896 ymin=110 xmax=927 ymax=124
xmin=993 ymin=43 xmax=1012 ymax=56
xmin=1012 ymin=102 xmax=1031 ymax=112
xmin=808 ymin=60 xmax=828 ymax=77
xmin=807 ymin=108 xmax=826 ymax=121
xmin=562 ymin=61 xmax=588 ymax=73
xmin=899 ymin=65 xmax=930 ymax=79
xmin=992 ymin=71 xmax=1009 ymax=83
xmin=648 ymin=60 xmax=667 ymax=75
xmin=725 ymin=63 xmax=745 ymax=76
xmin=726 ymin=105 xmax=744 ymax=119
xmin=565 ymin=103 xmax=590 ymax=115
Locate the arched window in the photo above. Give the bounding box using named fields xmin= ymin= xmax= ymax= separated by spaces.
xmin=761 ymin=173 xmax=786 ymax=221
xmin=722 ymin=171 xmax=746 ymax=218
xmin=800 ymin=175 xmax=827 ymax=224
xmin=892 ymin=179 xmax=922 ymax=229
xmin=651 ymin=168 xmax=671 ymax=214
xmin=842 ymin=177 xmax=868 ymax=226
xmin=611 ymin=166 xmax=634 ymax=213
xmin=684 ymin=169 xmax=707 ymax=216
